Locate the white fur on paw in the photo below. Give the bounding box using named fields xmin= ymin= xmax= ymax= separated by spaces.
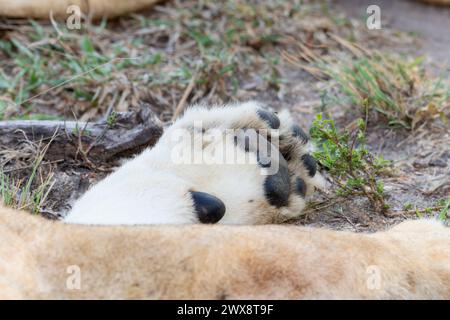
xmin=65 ymin=102 xmax=325 ymax=225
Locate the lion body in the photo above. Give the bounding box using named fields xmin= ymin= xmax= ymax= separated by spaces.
xmin=1 ymin=204 xmax=449 ymax=299
xmin=0 ymin=0 xmax=162 ymax=19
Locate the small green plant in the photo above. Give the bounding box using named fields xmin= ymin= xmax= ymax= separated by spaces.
xmin=310 ymin=113 xmax=390 ymax=212
xmin=71 ymin=124 xmax=91 ymax=137
xmin=401 ymin=197 xmax=449 ymax=222
xmin=420 ymin=197 xmax=450 ymax=222
xmin=402 ymin=197 xmax=450 ymax=223
xmin=403 ymin=203 xmax=414 ymax=211
xmin=437 ymin=197 xmax=450 ymax=222
xmin=106 ymin=111 xmax=118 ymax=127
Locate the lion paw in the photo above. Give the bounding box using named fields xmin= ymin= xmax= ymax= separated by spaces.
xmin=66 ymin=101 xmax=324 ymax=225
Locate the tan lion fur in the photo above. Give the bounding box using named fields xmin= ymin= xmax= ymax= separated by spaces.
xmin=0 ymin=0 xmax=163 ymax=19
xmin=1 ymin=204 xmax=449 ymax=299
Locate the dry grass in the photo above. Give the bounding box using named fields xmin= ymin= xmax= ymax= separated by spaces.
xmin=0 ymin=139 xmax=55 ymax=214
xmin=0 ymin=0 xmax=344 ymax=122
xmin=283 ymin=34 xmax=450 ymax=129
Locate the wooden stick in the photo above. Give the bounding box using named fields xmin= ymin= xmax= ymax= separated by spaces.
xmin=0 ymin=105 xmax=163 ymax=163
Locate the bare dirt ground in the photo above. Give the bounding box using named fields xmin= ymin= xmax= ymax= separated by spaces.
xmin=0 ymin=0 xmax=448 ymax=231
xmin=335 ymin=0 xmax=450 ymax=65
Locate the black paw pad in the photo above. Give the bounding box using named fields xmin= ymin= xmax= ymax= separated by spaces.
xmin=263 ymin=162 xmax=290 ymax=208
xmin=190 ymin=191 xmax=226 ymax=224
xmin=301 ymin=154 xmax=317 ymax=177
xmin=295 ymin=177 xmax=307 ymax=197
xmin=292 ymin=124 xmax=309 ymax=143
xmin=257 ymin=109 xmax=280 ymax=129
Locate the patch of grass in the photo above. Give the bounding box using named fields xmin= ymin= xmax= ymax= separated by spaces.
xmin=0 ymin=153 xmax=54 ymax=214
xmin=407 ymin=197 xmax=450 ymax=223
xmin=12 ymin=114 xmax=63 ymax=121
xmin=312 ymin=53 xmax=450 ymax=129
xmin=310 ymin=113 xmax=391 ymax=213
xmin=0 ymin=100 xmax=6 ymax=120
xmin=0 ymin=19 xmax=165 ymax=119
xmin=437 ymin=197 xmax=450 ymax=222
xmin=321 ymin=53 xmax=449 ymax=129
xmin=0 ymin=0 xmax=335 ymax=121
xmin=285 ymin=34 xmax=450 ymax=129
